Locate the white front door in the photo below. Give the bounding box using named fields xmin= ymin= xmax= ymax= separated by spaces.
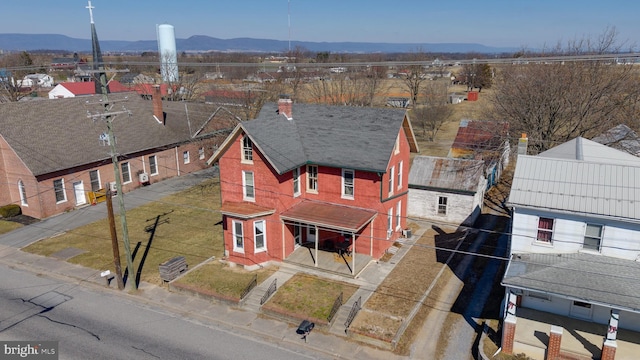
xmin=570 ymin=300 xmax=593 ymax=320
xmin=306 ymin=226 xmax=316 ymax=244
xmin=73 ymin=181 xmax=86 ymax=205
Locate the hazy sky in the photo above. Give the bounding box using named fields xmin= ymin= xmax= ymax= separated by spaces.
xmin=3 ymin=0 xmax=639 ymax=49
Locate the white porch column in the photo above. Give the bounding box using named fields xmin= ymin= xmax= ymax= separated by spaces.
xmin=314 ymin=225 xmax=318 ymax=267
xmin=351 ymin=232 xmax=355 ymax=276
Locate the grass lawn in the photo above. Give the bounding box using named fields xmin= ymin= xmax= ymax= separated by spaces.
xmin=265 ymin=273 xmax=358 ymax=322
xmin=23 ymin=178 xmax=223 ymax=286
xmin=0 ymin=220 xmax=23 ymax=235
xmin=174 ymin=261 xmax=278 ymax=300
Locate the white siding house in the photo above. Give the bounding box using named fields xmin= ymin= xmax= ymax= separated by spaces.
xmin=408 ymin=156 xmax=487 ymax=226
xmin=502 ymin=137 xmax=640 ymax=357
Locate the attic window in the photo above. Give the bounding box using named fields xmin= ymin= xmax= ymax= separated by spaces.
xmin=242 ymin=136 xmax=253 ymax=163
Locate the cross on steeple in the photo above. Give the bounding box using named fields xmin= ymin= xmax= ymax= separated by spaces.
xmin=86 ymin=1 xmax=95 ymax=24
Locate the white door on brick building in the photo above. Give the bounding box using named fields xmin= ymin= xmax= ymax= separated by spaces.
xmin=73 ymin=181 xmax=86 ymax=205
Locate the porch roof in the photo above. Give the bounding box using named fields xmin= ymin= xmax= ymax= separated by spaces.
xmin=280 ymin=200 xmax=377 ymax=233
xmin=502 ymin=252 xmax=640 ymax=313
xmin=220 ymin=201 xmax=275 ymax=219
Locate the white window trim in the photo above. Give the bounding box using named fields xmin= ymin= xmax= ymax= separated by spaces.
xmin=395 ymin=200 xmax=402 ymax=231
xmin=582 ymin=223 xmax=603 ymax=253
xmin=121 ymin=162 xmax=132 ymax=184
xmin=232 ymin=220 xmax=244 ymax=253
xmin=18 ymin=180 xmax=28 ymax=206
xmin=394 ymin=134 xmax=400 ymax=154
xmin=342 ymin=168 xmax=354 ymax=199
xmin=183 ymin=151 xmax=190 ymax=164
xmin=536 ymin=217 xmax=554 ymax=244
xmin=199 ymin=147 xmax=205 ymax=160
xmin=89 ymin=169 xmax=101 ymax=192
xmin=307 ymin=165 xmax=318 ymax=193
xmin=243 ymin=170 xmax=255 ymax=201
xmin=149 ymin=155 xmax=159 ymax=176
xmin=241 ymin=136 xmax=253 ymax=164
xmin=54 ymin=178 xmax=67 ymax=204
xmin=387 ymin=207 xmax=393 ymax=239
xmin=293 ymin=167 xmax=301 ymax=197
xmin=397 ymin=161 xmax=403 ymax=190
xmin=388 ymin=166 xmax=395 ymax=196
xmin=254 ymin=220 xmax=267 ymax=253
xmin=437 ymin=196 xmax=447 ymax=215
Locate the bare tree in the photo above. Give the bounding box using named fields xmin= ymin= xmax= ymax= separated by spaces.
xmin=485 ymin=28 xmax=640 ymax=153
xmin=400 ymin=49 xmax=429 ymax=106
xmin=413 ymin=80 xmax=454 ymax=141
xmin=0 ymin=51 xmax=35 ymax=102
xmin=457 ymin=62 xmax=492 ymax=92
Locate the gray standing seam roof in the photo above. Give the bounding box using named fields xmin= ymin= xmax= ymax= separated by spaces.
xmin=243 ymin=103 xmax=407 ymax=174
xmin=503 ymin=252 xmax=640 ymax=313
xmin=0 ymin=93 xmax=221 ymax=177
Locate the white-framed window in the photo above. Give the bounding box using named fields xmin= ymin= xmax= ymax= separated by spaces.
xmin=18 ymin=180 xmax=27 ymax=206
xmin=53 ymin=178 xmax=66 ymax=203
xmin=243 ymin=171 xmax=255 ymax=201
xmin=537 ymin=217 xmax=554 ymax=243
xmin=437 ymin=196 xmax=447 ymax=215
xmin=396 ymin=201 xmax=401 ymax=230
xmin=394 ymin=134 xmax=400 ymax=154
xmin=183 ymin=151 xmax=190 ymax=164
xmin=293 ymin=167 xmax=301 ymax=196
xmin=242 ymin=136 xmax=253 ymax=162
xmin=388 ymin=166 xmax=395 ymax=195
xmin=397 ymin=161 xmax=403 ymax=190
xmin=254 ymin=220 xmax=266 ymax=253
xmin=121 ymin=162 xmax=131 ymax=183
xmin=583 ymin=223 xmax=603 ymax=251
xmin=233 ymin=220 xmax=244 ymax=253
xmin=387 ymin=207 xmax=393 ymax=239
xmin=89 ymin=170 xmax=101 ymax=191
xmin=307 ymin=165 xmax=318 ymax=192
xmin=342 ymin=169 xmax=354 ymax=199
xmin=199 ymin=147 xmax=205 ymax=160
xmin=149 ymin=155 xmax=158 ymax=175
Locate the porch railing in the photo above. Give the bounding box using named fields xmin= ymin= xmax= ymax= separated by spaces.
xmin=327 ymin=292 xmax=343 ymax=323
xmin=240 ymin=274 xmax=258 ymax=300
xmin=344 ymin=295 xmax=362 ymax=333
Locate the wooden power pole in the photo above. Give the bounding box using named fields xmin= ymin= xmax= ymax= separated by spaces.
xmin=106 ymin=188 xmax=124 ymax=290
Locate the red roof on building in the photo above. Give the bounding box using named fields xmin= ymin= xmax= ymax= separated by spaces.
xmin=450 ymin=119 xmax=509 ymax=152
xmin=59 ymin=80 xmax=130 ymax=95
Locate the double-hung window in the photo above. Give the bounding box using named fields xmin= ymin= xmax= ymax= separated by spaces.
xmin=397 ymin=161 xmax=403 ymax=190
xmin=307 ymin=165 xmax=318 ymax=192
xmin=89 ymin=170 xmax=100 ymax=191
xmin=121 ymin=162 xmax=131 ymax=183
xmin=54 ymin=178 xmax=66 ymax=203
xmin=233 ymin=220 xmax=244 ymax=253
xmin=388 ymin=166 xmax=395 ymax=195
xmin=396 ymin=201 xmax=402 ymax=230
xmin=342 ymin=169 xmax=354 ymax=198
xmin=254 ymin=220 xmax=266 ymax=253
xmin=537 ymin=217 xmax=554 ymax=243
xmin=293 ymin=167 xmax=300 ymax=196
xmin=437 ymin=196 xmax=447 ymax=215
xmin=583 ymin=224 xmax=603 ymax=251
xmin=242 ymin=136 xmax=253 ymax=162
xmin=199 ymin=147 xmax=205 ymax=160
xmin=149 ymin=155 xmax=158 ymax=175
xmin=243 ymin=171 xmax=255 ymax=200
xmin=18 ymin=180 xmax=28 ymax=206
xmin=183 ymin=151 xmax=190 ymax=164
xmin=387 ymin=208 xmax=393 ymax=238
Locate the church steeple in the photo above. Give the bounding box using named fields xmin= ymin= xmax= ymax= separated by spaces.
xmin=87 ymin=1 xmax=108 ymax=94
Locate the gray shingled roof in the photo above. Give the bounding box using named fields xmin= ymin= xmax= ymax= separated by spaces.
xmin=591 ymin=124 xmax=640 ymax=157
xmin=0 ymin=93 xmax=222 ymax=176
xmin=503 ymin=252 xmax=640 ymax=313
xmin=408 ymin=156 xmax=485 ymax=194
xmin=242 ymin=102 xmax=407 ymax=174
xmin=509 ymin=139 xmax=640 ymax=222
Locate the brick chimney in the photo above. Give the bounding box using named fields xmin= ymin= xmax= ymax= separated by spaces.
xmin=153 ymin=85 xmax=164 ymax=123
xmin=277 ymin=94 xmax=292 ymax=120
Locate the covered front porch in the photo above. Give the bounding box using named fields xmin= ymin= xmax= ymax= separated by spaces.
xmin=281 ymin=200 xmax=377 ymax=277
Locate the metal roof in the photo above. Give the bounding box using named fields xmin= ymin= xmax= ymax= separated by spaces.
xmin=242 ymin=102 xmax=413 ymax=174
xmin=408 ymin=156 xmax=485 ymax=194
xmin=509 ymin=138 xmax=640 ymax=222
xmin=280 ymin=200 xmax=377 ymax=233
xmin=503 ymin=252 xmax=640 ymax=313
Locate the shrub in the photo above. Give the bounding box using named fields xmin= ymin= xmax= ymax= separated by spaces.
xmin=0 ymin=204 xmax=22 ymax=218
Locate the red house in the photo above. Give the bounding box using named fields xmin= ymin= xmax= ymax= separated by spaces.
xmin=208 ymin=97 xmax=419 ymax=273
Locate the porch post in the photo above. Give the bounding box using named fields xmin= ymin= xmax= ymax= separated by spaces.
xmin=369 ymin=223 xmax=373 ymax=257
xmin=281 ymin=221 xmax=285 ymax=260
xmin=351 ymin=232 xmax=355 ymax=276
xmin=602 ymin=309 xmax=619 ymax=360
xmin=314 ymin=225 xmax=318 ymax=267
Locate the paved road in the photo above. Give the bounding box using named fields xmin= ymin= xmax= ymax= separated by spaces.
xmin=0 ymin=263 xmax=326 ymax=360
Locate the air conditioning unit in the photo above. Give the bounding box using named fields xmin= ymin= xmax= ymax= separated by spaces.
xmin=139 ymin=173 xmax=149 ymax=183
xmin=109 ymin=182 xmax=117 ymax=192
xmin=402 ymin=229 xmax=412 ymax=238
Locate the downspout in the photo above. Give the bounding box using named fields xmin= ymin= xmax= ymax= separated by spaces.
xmin=281 ymin=221 xmax=285 ymax=260
xmin=175 ymin=147 xmax=180 ymax=176
xmin=370 ymin=220 xmax=374 ymax=257
xmin=140 ymin=155 xmax=146 ymax=174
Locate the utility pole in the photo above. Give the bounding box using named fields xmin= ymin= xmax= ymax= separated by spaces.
xmin=106 ymin=188 xmax=124 ymax=290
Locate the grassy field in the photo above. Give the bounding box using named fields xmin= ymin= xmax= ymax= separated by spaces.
xmin=0 ymin=220 xmax=23 ymax=235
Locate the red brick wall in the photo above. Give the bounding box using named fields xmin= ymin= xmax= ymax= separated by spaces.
xmin=502 ymin=318 xmax=516 ymax=354
xmin=601 ymin=341 xmax=616 ymax=360
xmin=546 ymin=326 xmax=563 ymax=360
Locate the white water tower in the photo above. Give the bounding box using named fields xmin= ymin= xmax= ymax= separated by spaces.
xmin=157 ymin=24 xmax=178 ymax=83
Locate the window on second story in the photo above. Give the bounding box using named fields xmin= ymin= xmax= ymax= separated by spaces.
xmin=293 ymin=167 xmax=301 ymax=196
xmin=537 ymin=217 xmax=554 ymax=243
xmin=121 ymin=162 xmax=131 ymax=183
xmin=583 ymin=224 xmax=603 ymax=251
xmin=388 ymin=166 xmax=395 ymax=195
xmin=307 ymin=165 xmax=318 ymax=192
xmin=243 ymin=171 xmax=255 ymax=201
xmin=53 ymin=178 xmax=66 ymax=203
xmin=242 ymin=136 xmax=253 ymax=162
xmin=397 ymin=161 xmax=403 ymax=190
xmin=18 ymin=180 xmax=28 ymax=206
xmin=342 ymin=169 xmax=354 ymax=199
xmin=437 ymin=196 xmax=447 ymax=215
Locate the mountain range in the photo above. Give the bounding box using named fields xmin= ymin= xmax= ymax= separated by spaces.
xmin=0 ymin=33 xmax=518 ymax=54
